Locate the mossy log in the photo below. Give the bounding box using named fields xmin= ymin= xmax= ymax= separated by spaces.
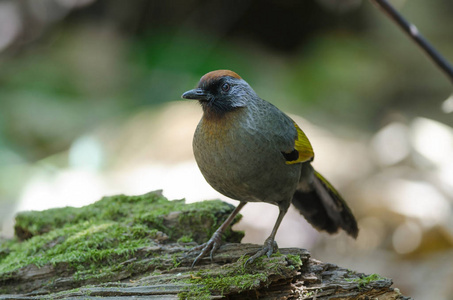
xmin=0 ymin=191 xmax=411 ymax=299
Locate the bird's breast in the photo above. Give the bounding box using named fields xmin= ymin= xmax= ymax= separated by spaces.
xmin=193 ymin=110 xmax=252 ymax=167
xmin=192 ymin=109 xmax=300 ymax=203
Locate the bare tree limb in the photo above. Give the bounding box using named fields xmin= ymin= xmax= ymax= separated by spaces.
xmin=370 ymin=0 xmax=453 ymax=84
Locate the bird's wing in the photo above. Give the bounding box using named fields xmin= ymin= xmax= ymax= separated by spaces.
xmin=282 ymin=122 xmax=314 ymax=164
xmin=257 ymin=99 xmax=314 ymax=164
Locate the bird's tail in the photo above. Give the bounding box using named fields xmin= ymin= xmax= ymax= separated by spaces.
xmin=291 ymin=164 xmax=359 ymax=238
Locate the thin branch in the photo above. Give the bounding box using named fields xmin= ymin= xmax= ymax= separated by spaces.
xmin=370 ymin=0 xmax=453 ymax=84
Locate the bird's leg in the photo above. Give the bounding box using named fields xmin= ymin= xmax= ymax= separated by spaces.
xmin=245 ymin=204 xmax=289 ymax=265
xmin=190 ymin=201 xmax=246 ymax=267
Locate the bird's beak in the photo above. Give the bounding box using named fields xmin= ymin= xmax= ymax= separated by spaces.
xmin=181 ymin=88 xmax=209 ymax=101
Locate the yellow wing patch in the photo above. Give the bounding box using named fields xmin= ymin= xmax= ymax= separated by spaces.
xmin=285 ymin=122 xmax=314 ymax=164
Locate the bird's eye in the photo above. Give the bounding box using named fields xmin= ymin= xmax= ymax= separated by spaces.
xmin=221 ymin=83 xmax=230 ymax=92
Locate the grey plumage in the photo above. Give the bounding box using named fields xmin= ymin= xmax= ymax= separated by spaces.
xmin=193 ymin=96 xmax=300 ymax=206
xmin=182 ymin=70 xmax=358 ymax=266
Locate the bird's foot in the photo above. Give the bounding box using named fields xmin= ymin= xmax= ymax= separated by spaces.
xmin=245 ymin=237 xmax=278 ymax=266
xmin=188 ymin=230 xmax=223 ymax=268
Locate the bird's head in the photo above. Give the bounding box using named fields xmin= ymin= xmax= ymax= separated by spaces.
xmin=182 ymin=70 xmax=256 ymax=117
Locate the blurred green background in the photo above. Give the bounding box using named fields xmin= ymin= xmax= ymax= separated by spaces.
xmin=0 ymin=0 xmax=452 ymax=298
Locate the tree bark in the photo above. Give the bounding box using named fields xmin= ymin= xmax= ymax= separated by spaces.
xmin=0 ymin=192 xmax=411 ymax=299
xmin=0 ymin=242 xmax=410 ymax=299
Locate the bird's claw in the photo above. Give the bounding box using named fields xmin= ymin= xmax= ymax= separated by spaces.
xmin=245 ymin=237 xmax=278 ymax=266
xmin=189 ymin=231 xmax=223 ymax=268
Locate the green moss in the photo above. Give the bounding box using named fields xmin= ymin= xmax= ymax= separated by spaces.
xmin=347 ymin=273 xmax=387 ymax=288
xmin=175 ymin=200 xmax=244 ymax=244
xmin=13 ymin=192 xmax=243 ymax=242
xmin=202 ymin=272 xmax=266 ymax=294
xmin=0 ymin=192 xmax=244 ymax=287
xmin=286 ymin=254 xmax=303 ymax=268
xmin=1 ymin=221 xmax=154 ymax=277
xmin=180 ymin=268 xmax=267 ymax=299
xmin=177 ymin=235 xmax=193 ymax=243
xmin=179 ymin=252 xmax=303 ymax=299
xmin=180 ymin=272 xmax=267 ymax=299
xmin=13 ymin=192 xmax=172 ymax=239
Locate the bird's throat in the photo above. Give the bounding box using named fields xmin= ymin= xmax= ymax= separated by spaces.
xmin=200 ymin=100 xmax=238 ymax=121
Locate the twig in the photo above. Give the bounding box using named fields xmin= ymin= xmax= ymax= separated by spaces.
xmin=370 ymin=0 xmax=453 ymax=84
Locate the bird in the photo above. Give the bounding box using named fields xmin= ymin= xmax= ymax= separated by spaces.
xmin=181 ymin=70 xmax=358 ymax=266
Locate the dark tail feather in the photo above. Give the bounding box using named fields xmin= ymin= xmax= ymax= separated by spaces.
xmin=292 ymin=167 xmax=359 ymax=238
